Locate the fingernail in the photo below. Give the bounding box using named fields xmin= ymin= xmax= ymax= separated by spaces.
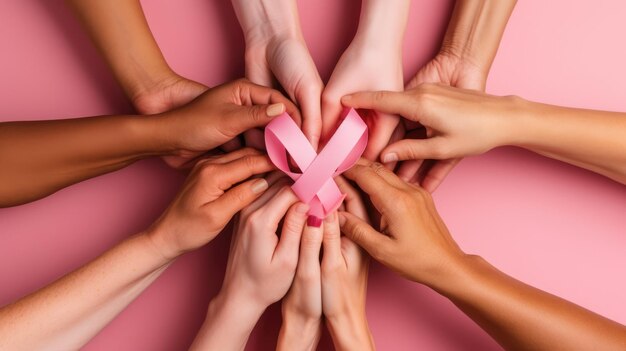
xmin=341 ymin=95 xmax=353 ymax=103
xmin=324 ymin=211 xmax=337 ymax=223
xmin=307 ymin=216 xmax=323 ymax=228
xmin=266 ymin=103 xmax=285 ymax=117
xmin=251 ymin=178 xmax=269 ymax=194
xmin=296 ymin=203 xmax=310 ymax=214
xmin=382 ymin=152 xmax=398 ymax=163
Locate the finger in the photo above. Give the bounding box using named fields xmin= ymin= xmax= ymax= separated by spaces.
xmin=345 ymin=160 xmax=408 ymax=192
xmin=321 ymin=93 xmax=343 ymax=149
xmin=297 ymin=85 xmax=323 ymax=150
xmin=223 ymin=102 xmax=286 ymax=137
xmin=208 ymin=177 xmax=270 ymax=220
xmin=274 ymin=202 xmax=311 ymax=263
xmin=239 ymin=80 xmax=303 ymax=127
xmin=335 ymin=176 xmax=369 ymax=223
xmin=396 ymin=159 xmax=424 ymax=182
xmin=341 ymin=91 xmax=418 ymax=121
xmin=213 ymin=154 xmax=275 ymax=191
xmin=363 ymin=112 xmax=400 ymax=161
xmin=420 ymin=158 xmax=461 ymax=193
xmin=205 ymin=147 xmax=262 ymax=165
xmin=244 ymin=177 xmax=292 ymax=214
xmin=256 ymin=186 xmax=299 ymax=230
xmin=338 ymin=211 xmax=390 ymax=261
xmin=382 ymin=137 xmax=449 ymax=163
xmin=322 ymin=212 xmax=343 ymax=265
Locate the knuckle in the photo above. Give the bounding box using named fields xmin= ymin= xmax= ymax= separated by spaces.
xmin=242 ymin=154 xmax=260 ymax=170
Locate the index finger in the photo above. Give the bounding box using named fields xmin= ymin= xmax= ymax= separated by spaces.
xmin=341 ymin=91 xmax=417 ymax=122
xmin=343 ymin=163 xmax=402 ymax=212
xmin=238 ymin=80 xmax=303 ymax=128
xmin=213 ymin=154 xmax=275 ymax=191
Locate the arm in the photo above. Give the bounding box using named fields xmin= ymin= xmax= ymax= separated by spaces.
xmin=66 ymin=0 xmax=207 ymax=114
xmin=322 ymin=0 xmax=409 ymax=160
xmin=338 ymin=160 xmax=626 ymax=350
xmin=321 ymin=178 xmax=374 ymax=351
xmin=0 ymin=79 xmax=298 ymax=207
xmin=190 ymin=178 xmax=307 ymax=350
xmin=342 ymin=85 xmax=626 ymax=185
xmin=0 ymin=149 xmax=274 ymax=350
xmin=231 ymin=0 xmax=323 ymax=148
xmin=399 ymin=0 xmax=517 ymax=190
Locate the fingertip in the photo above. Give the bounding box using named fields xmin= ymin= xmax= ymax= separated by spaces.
xmin=266 ymin=103 xmax=285 ymax=117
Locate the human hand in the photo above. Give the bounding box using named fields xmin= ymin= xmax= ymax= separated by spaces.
xmin=276 ymin=209 xmax=324 ymax=351
xmin=342 ymin=84 xmax=518 ymax=188
xmin=232 ymin=0 xmax=323 ymax=149
xmin=218 ymin=176 xmax=308 ymax=312
xmin=337 ymin=159 xmax=465 ymax=287
xmin=321 ymin=177 xmax=374 ymax=351
xmin=146 ymin=148 xmax=274 ymax=261
xmin=155 ymin=79 xmax=301 ymax=168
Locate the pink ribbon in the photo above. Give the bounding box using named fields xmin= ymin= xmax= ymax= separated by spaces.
xmin=265 ymin=108 xmax=368 ymax=218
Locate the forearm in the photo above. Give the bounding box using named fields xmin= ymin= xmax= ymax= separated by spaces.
xmin=66 ymin=0 xmax=173 ymax=100
xmin=189 ymin=293 xmax=265 ymax=351
xmin=441 ymin=0 xmax=516 ymax=73
xmin=0 ymin=115 xmax=169 ymax=207
xmin=326 ymin=314 xmax=375 ymax=351
xmin=353 ymin=0 xmax=410 ymax=51
xmin=231 ymin=0 xmax=302 ymax=43
xmin=433 ymin=254 xmax=626 ymax=350
xmin=0 ymin=233 xmax=172 ymax=350
xmin=507 ymin=99 xmax=626 ymax=184
xmin=276 ymin=313 xmax=322 ymax=351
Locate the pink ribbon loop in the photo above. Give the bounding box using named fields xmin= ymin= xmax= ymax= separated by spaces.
xmin=264 ymin=108 xmax=368 ymax=218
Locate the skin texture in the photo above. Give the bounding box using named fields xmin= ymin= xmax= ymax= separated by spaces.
xmin=338 ymin=159 xmax=626 ymax=351
xmin=0 ymin=150 xmax=273 ymax=351
xmin=66 ymin=0 xmax=208 ymax=116
xmin=231 ymin=0 xmax=323 ymax=150
xmin=189 ymin=178 xmax=307 ymax=350
xmin=322 ymin=0 xmax=409 ymax=161
xmin=397 ymin=0 xmax=517 ymax=192
xmin=342 ymin=84 xmax=626 ymax=185
xmin=0 ymin=79 xmax=299 ymax=207
xmin=276 ymin=177 xmax=373 ymax=351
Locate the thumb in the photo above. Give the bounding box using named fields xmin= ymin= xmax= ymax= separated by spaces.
xmin=338 ymin=211 xmax=388 ymax=261
xmin=382 ymin=137 xmax=449 ymax=162
xmin=228 ymin=103 xmax=286 ymax=135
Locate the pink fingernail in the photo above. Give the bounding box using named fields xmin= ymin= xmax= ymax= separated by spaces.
xmin=307 ymin=216 xmax=322 ymax=228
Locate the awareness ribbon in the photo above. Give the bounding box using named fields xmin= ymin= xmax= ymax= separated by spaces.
xmin=264 ymin=108 xmax=368 ymax=218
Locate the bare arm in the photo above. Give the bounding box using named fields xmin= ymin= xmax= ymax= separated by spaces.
xmin=338 ymin=160 xmax=626 ymax=350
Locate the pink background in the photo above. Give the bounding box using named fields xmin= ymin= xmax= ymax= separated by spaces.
xmin=1 ymin=0 xmax=625 ymax=350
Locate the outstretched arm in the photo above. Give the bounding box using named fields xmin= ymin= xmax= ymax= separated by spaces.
xmin=343 ymin=86 xmax=626 ymax=185
xmin=338 ymin=160 xmax=626 ymax=350
xmin=66 ymin=0 xmax=207 ymax=114
xmin=0 ymin=149 xmax=274 ymax=350
xmin=0 ymin=80 xmax=298 ymax=207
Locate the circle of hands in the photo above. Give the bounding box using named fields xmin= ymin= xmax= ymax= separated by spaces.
xmin=137 ymin=13 xmax=487 ymax=348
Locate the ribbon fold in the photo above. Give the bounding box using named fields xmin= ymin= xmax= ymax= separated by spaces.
xmin=265 ymin=108 xmax=368 ymax=218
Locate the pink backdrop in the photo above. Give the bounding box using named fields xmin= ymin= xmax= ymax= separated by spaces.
xmin=1 ymin=1 xmax=625 ymax=350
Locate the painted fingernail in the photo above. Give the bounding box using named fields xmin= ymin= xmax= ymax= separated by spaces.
xmin=341 ymin=95 xmax=353 ymax=102
xmin=307 ymin=216 xmax=323 ymax=228
xmin=296 ymin=203 xmax=310 ymax=214
xmin=251 ymin=178 xmax=269 ymax=194
xmin=266 ymin=103 xmax=285 ymax=117
xmin=382 ymin=152 xmax=398 ymax=163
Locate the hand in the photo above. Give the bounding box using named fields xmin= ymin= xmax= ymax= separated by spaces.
xmin=321 ymin=177 xmax=374 ymax=351
xmin=322 ymin=40 xmax=403 ymax=161
xmin=156 ymin=79 xmax=301 ymax=168
xmin=219 ymin=177 xmax=308 ymax=311
xmin=342 ymin=84 xmax=517 ymax=177
xmin=277 ymin=211 xmax=324 ymax=351
xmin=147 ymin=148 xmax=274 ymax=260
xmin=338 ymin=159 xmax=465 ymax=287
xmin=131 ymin=72 xmax=208 ymax=115
xmin=396 ymin=52 xmax=488 ymax=190
xmin=232 ymin=0 xmax=323 ymax=149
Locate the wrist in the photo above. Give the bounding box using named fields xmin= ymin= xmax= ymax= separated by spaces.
xmin=208 ymin=290 xmax=266 ymax=327
xmin=278 ymin=311 xmax=322 ymax=351
xmin=233 ymin=0 xmax=302 ymax=45
xmin=326 ymin=312 xmax=374 ymax=351
xmin=353 ymin=0 xmax=410 ymax=51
